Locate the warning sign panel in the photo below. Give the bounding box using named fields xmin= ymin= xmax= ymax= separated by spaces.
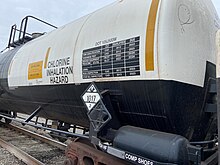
xmin=28 ymin=61 xmax=43 ymax=80
xmin=81 ymin=84 xmax=101 ymax=111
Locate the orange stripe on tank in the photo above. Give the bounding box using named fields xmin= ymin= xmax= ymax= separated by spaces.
xmin=145 ymin=0 xmax=160 ymax=71
xmin=44 ymin=47 xmax=51 ymax=69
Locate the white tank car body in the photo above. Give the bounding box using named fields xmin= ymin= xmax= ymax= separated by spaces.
xmin=8 ymin=0 xmax=219 ymax=88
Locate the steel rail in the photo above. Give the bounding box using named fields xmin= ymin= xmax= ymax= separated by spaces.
xmin=0 ymin=138 xmax=44 ymax=165
xmin=6 ymin=123 xmax=67 ymax=150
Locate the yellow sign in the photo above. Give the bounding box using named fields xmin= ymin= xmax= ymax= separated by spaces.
xmin=28 ymin=61 xmax=43 ymax=80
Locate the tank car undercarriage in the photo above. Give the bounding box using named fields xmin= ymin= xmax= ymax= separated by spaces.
xmin=0 ymin=82 xmax=218 ymax=165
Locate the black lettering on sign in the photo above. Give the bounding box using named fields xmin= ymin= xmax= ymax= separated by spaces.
xmin=50 ymin=76 xmax=69 ymax=84
xmin=82 ymin=36 xmax=140 ymax=79
xmin=86 ymin=95 xmax=96 ymax=103
xmin=46 ymin=56 xmax=73 ymax=84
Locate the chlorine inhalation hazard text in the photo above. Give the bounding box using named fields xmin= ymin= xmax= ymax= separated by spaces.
xmin=46 ymin=57 xmax=73 ymax=84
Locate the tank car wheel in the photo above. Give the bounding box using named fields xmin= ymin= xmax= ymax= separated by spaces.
xmin=50 ymin=121 xmax=71 ymax=142
xmin=4 ymin=111 xmax=16 ymax=124
xmin=5 ymin=118 xmax=12 ymax=124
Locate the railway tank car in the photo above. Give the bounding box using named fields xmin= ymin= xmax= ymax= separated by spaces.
xmin=0 ymin=0 xmax=219 ymax=147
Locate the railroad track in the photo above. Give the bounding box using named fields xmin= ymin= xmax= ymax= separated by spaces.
xmin=0 ymin=121 xmax=67 ymax=165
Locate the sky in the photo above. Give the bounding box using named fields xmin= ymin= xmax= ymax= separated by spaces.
xmin=0 ymin=0 xmax=220 ymax=51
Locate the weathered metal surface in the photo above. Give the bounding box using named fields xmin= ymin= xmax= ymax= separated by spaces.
xmin=65 ymin=140 xmax=130 ymax=165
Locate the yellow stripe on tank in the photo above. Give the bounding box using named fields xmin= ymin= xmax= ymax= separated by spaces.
xmin=44 ymin=47 xmax=51 ymax=69
xmin=145 ymin=0 xmax=160 ymax=71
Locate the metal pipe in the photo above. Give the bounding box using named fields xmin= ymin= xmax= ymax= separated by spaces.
xmin=0 ymin=114 xmax=89 ymax=139
xmin=190 ymin=139 xmax=217 ymax=146
xmin=12 ymin=25 xmax=17 ymax=46
xmin=18 ymin=17 xmax=27 ymax=40
xmin=18 ymin=15 xmax=57 ymax=42
xmin=24 ymin=106 xmax=42 ymax=123
xmin=27 ymin=15 xmax=57 ymax=29
xmin=8 ymin=24 xmax=16 ymax=48
xmin=22 ymin=17 xmax=28 ymax=43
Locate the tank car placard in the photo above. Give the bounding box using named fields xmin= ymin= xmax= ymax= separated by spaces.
xmin=81 ymin=84 xmax=101 ymax=111
xmin=82 ymin=36 xmax=140 ymax=79
xmin=28 ymin=61 xmax=43 ymax=80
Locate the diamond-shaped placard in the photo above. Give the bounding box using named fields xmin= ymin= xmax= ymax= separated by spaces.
xmin=88 ymin=101 xmax=112 ymax=131
xmin=81 ymin=83 xmax=101 ymax=111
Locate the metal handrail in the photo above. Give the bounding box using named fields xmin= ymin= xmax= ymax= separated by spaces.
xmin=18 ymin=15 xmax=57 ymax=43
xmin=6 ymin=15 xmax=57 ymax=49
xmin=7 ymin=24 xmax=16 ymax=48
